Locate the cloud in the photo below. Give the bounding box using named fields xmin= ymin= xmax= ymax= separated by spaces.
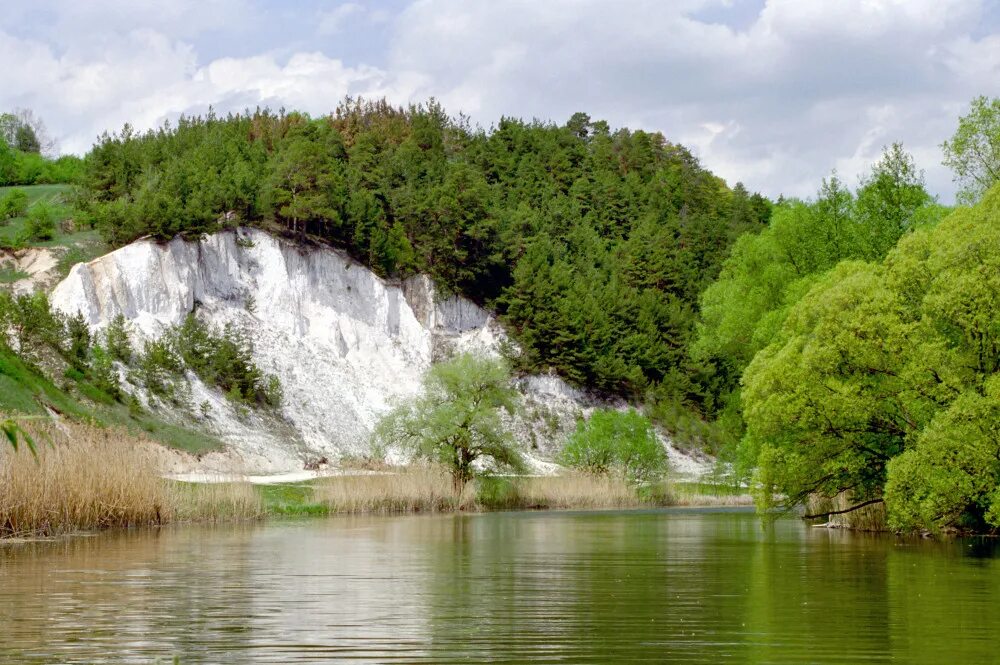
xmin=384 ymin=0 xmax=997 ymax=199
xmin=317 ymin=3 xmax=364 ymax=35
xmin=1 ymin=0 xmax=996 ymax=201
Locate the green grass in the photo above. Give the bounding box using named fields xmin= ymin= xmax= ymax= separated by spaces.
xmin=259 ymin=482 xmax=329 ymax=516
xmin=0 ymin=267 xmax=29 ymax=283
xmin=0 ymin=347 xmax=94 ymax=418
xmin=0 ymin=185 xmax=109 ymax=269
xmin=0 ymin=346 xmax=222 ymax=455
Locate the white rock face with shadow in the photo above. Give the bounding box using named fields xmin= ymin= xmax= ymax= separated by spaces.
xmin=51 ymin=228 xmax=710 ymax=477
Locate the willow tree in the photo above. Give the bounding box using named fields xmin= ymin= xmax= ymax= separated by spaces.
xmin=375 ymin=353 xmax=525 ymax=491
xmin=740 ymin=185 xmax=1000 ymax=530
xmin=942 ymin=96 xmax=1000 ymax=205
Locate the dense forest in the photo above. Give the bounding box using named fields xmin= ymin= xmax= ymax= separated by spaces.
xmin=699 ymin=96 xmax=1000 ymax=532
xmin=74 ymin=100 xmax=770 ymax=418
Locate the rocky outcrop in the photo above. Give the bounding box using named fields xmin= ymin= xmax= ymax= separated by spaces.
xmin=51 ymin=229 xmax=505 ymax=471
xmin=0 ymin=247 xmax=64 ymax=295
xmin=50 ymin=228 xmax=711 ymax=477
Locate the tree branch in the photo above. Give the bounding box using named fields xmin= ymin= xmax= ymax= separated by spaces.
xmin=803 ymin=498 xmax=884 ymax=520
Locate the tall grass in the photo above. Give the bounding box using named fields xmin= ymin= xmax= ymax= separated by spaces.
xmin=313 ymin=466 xmax=464 ymax=514
xmin=168 ymin=481 xmax=265 ymax=521
xmin=0 ymin=420 xmax=168 ymax=536
xmin=0 ymin=418 xmax=263 ymax=537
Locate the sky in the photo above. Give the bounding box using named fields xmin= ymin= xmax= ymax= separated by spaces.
xmin=1 ymin=0 xmax=997 ymax=202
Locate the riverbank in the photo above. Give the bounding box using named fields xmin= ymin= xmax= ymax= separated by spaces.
xmin=0 ymin=419 xmax=749 ymax=538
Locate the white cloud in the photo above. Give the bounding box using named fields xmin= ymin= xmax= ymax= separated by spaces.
xmin=317 ymin=3 xmax=364 ymax=35
xmin=1 ymin=0 xmax=996 ymax=201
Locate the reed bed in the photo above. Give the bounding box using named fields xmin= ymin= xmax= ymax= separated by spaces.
xmin=0 ymin=417 xmax=266 ymax=537
xmin=667 ymin=482 xmax=754 ymax=507
xmin=168 ymin=481 xmax=265 ymax=521
xmin=806 ymin=492 xmax=887 ymax=531
xmin=0 ymin=419 xmax=169 ymax=537
xmin=478 ymin=473 xmax=647 ymax=510
xmin=313 ymin=465 xmax=465 ymax=514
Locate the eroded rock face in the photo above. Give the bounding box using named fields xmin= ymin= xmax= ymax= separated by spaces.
xmin=51 ymin=229 xmax=503 ymax=471
xmin=50 ymin=228 xmax=712 ymax=478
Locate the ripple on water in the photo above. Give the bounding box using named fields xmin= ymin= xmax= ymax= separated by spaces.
xmin=1 ymin=510 xmax=998 ymax=664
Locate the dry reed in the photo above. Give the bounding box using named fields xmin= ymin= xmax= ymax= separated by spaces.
xmin=314 ymin=465 xmax=464 ymax=514
xmin=168 ymin=481 xmax=265 ymax=521
xmin=491 ymin=473 xmax=644 ymax=510
xmin=0 ymin=417 xmax=266 ymax=537
xmin=0 ymin=419 xmax=169 ymax=537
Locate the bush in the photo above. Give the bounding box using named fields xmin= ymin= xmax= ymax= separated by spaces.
xmin=23 ymin=201 xmax=56 ymax=241
xmin=558 ymin=408 xmax=668 ymax=482
xmin=0 ymin=188 xmax=28 ymax=220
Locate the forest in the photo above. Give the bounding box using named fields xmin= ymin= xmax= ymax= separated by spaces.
xmin=5 ymin=95 xmax=1000 ymax=532
xmin=73 ymin=100 xmax=770 ymax=416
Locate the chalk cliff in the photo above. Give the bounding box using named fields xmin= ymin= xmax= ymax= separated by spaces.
xmin=51 ymin=228 xmax=710 ymax=476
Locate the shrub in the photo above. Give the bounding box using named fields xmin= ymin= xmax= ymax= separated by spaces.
xmin=0 ymin=188 xmax=28 ymax=220
xmin=23 ymin=200 xmax=56 ymax=241
xmin=558 ymin=408 xmax=668 ymax=482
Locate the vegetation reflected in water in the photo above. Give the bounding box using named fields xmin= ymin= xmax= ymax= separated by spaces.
xmin=1 ymin=509 xmax=999 ymax=663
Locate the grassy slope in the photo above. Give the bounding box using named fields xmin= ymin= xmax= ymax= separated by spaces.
xmin=0 ymin=184 xmax=109 ymax=274
xmin=0 ymin=346 xmax=223 ymax=454
xmin=1 ymin=187 xmax=224 ymax=454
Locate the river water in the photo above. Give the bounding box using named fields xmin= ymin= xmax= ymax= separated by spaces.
xmin=2 ymin=508 xmax=998 ymax=663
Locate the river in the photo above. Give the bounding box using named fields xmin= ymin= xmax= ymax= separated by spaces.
xmin=2 ymin=508 xmax=998 ymax=663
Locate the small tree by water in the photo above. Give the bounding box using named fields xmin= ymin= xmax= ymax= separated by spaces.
xmin=375 ymin=353 xmax=525 ymax=492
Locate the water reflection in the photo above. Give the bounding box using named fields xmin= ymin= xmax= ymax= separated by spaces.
xmin=1 ymin=509 xmax=998 ymax=663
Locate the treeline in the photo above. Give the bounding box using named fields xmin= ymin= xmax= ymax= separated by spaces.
xmin=75 ymin=100 xmax=770 ymax=404
xmin=695 ymin=96 xmax=1000 ymax=532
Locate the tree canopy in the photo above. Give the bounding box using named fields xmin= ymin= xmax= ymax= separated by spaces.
xmin=941 ymin=96 xmax=1000 ymax=205
xmin=740 ymin=185 xmax=1000 ymax=531
xmin=692 ymin=144 xmax=945 ymax=451
xmin=375 ymin=353 xmax=525 ymax=489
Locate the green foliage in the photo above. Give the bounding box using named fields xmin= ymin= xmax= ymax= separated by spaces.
xmin=135 ymin=314 xmax=280 ymax=407
xmin=740 ymin=185 xmax=1000 ymax=530
xmin=0 ymin=124 xmax=82 ymax=187
xmin=0 ymin=188 xmax=28 ymax=220
xmin=1 ymin=418 xmax=36 ymax=455
xmin=75 ymin=100 xmax=769 ymax=405
xmin=885 ymin=383 xmax=1000 ymax=532
xmin=15 ymin=124 xmax=40 ymax=154
xmin=166 ymin=315 xmax=281 ymax=406
xmin=558 ymin=408 xmax=667 ymax=482
xmin=137 ymin=338 xmax=183 ymax=400
xmin=0 ymin=291 xmax=65 ymax=361
xmin=103 ymin=314 xmax=133 ymax=363
xmin=693 ymin=145 xmax=944 ymax=453
xmin=941 ymin=96 xmax=1000 ymax=205
xmin=23 ymin=200 xmax=56 ymax=241
xmin=375 ymin=353 xmax=524 ymax=488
